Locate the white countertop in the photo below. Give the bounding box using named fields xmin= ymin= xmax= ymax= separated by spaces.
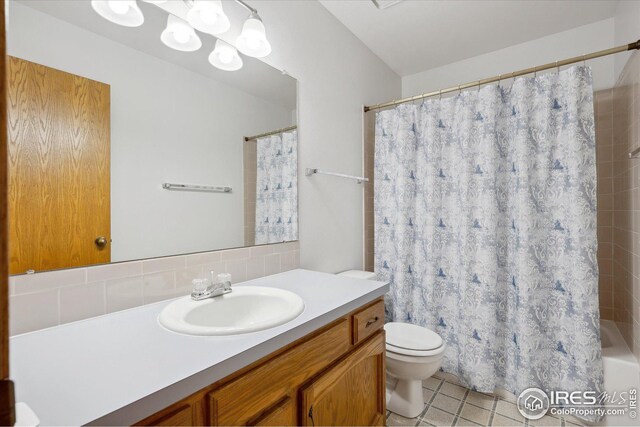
xmin=10 ymin=269 xmax=388 ymax=426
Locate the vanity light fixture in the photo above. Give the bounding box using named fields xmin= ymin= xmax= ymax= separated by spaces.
xmin=235 ymin=11 xmax=271 ymax=58
xmin=187 ymin=0 xmax=230 ymax=35
xmin=209 ymin=39 xmax=243 ymax=71
xmin=91 ymin=0 xmax=144 ymax=27
xmin=92 ymin=0 xmax=273 ymax=69
xmin=161 ymin=15 xmax=202 ymax=52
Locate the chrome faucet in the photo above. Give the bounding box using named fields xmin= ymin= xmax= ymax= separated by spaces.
xmin=191 ymin=272 xmax=232 ymax=301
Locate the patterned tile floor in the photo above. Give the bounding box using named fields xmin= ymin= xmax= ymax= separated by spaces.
xmin=386 ymin=374 xmax=585 ymax=427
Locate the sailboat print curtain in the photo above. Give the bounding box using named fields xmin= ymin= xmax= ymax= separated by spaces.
xmin=255 ymin=130 xmax=298 ymax=244
xmin=375 ymin=66 xmax=603 ymax=416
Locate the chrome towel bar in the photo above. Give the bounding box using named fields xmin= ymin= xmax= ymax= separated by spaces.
xmin=305 ymin=168 xmax=369 ymax=184
xmin=162 ymin=183 xmax=232 ymax=193
xmin=629 ymin=146 xmax=640 ymax=159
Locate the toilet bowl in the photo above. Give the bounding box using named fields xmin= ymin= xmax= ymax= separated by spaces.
xmin=385 ymin=322 xmax=445 ymax=418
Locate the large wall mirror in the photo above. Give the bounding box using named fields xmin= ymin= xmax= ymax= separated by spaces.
xmin=7 ymin=0 xmax=298 ymax=275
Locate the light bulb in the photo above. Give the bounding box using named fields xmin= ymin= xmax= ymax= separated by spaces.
xmin=91 ymin=0 xmax=144 ymax=27
xmin=161 ymin=15 xmax=202 ymax=52
xmin=186 ymin=0 xmax=230 ymax=35
xmin=108 ymin=0 xmax=129 ymax=15
xmin=236 ymin=13 xmax=271 ymax=58
xmin=208 ymin=39 xmax=243 ymax=71
xmin=246 ymin=34 xmax=260 ymax=49
xmin=173 ymin=28 xmax=190 ymax=44
xmin=200 ymin=9 xmax=216 ymax=25
xmin=218 ymin=51 xmax=233 ymax=64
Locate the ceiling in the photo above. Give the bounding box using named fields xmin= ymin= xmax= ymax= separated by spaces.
xmin=319 ymin=0 xmax=619 ymax=76
xmin=14 ymin=0 xmax=297 ymax=110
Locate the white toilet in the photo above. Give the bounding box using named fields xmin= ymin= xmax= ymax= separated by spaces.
xmin=337 ymin=270 xmax=446 ymax=419
xmin=385 ymin=322 xmax=445 ymax=418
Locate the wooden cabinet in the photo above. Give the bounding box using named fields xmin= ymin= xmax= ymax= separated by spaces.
xmin=300 ymin=332 xmax=386 ymax=426
xmin=136 ymin=298 xmax=385 ymax=427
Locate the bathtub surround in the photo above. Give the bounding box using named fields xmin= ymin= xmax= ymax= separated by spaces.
xmin=9 ymin=242 xmax=299 ymax=336
xmin=611 ymin=51 xmax=640 ymax=360
xmin=595 ymin=89 xmax=615 ymax=321
xmin=375 ymin=66 xmax=603 ymax=420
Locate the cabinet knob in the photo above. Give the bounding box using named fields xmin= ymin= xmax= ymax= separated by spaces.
xmin=95 ymin=236 xmax=108 ymax=248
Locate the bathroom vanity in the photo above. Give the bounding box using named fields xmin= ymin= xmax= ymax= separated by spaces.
xmin=138 ymin=295 xmax=386 ymax=426
xmin=10 ymin=270 xmax=389 ymax=426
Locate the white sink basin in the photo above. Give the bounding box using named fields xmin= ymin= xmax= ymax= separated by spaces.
xmin=159 ymin=286 xmax=305 ymax=336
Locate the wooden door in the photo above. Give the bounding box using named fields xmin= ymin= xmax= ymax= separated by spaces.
xmin=7 ymin=57 xmax=110 ymax=274
xmin=300 ymin=332 xmax=386 ymax=426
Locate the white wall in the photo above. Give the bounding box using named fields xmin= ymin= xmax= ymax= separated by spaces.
xmin=614 ymin=1 xmax=640 ymax=80
xmin=8 ymin=3 xmax=293 ymax=262
xmin=402 ymin=19 xmax=616 ymax=97
xmin=220 ymin=1 xmax=401 ymax=273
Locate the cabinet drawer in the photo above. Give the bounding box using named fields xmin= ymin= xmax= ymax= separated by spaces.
xmin=352 ymin=299 xmax=384 ymax=345
xmin=208 ymin=318 xmax=351 ymax=425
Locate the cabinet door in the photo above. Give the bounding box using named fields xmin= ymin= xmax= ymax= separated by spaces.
xmin=300 ymin=331 xmax=386 ymax=426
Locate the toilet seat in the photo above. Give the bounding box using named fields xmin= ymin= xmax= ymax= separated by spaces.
xmin=385 ymin=322 xmax=444 ymax=357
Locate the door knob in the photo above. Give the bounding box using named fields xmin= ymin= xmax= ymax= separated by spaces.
xmin=95 ymin=236 xmax=108 ymax=248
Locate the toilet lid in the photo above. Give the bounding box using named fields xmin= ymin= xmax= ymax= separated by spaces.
xmin=385 ymin=322 xmax=443 ymax=351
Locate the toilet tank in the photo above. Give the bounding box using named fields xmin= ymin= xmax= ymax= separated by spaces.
xmin=337 ymin=270 xmax=377 ymax=280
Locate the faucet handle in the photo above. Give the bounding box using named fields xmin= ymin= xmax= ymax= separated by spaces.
xmin=216 ymin=273 xmax=232 ymax=290
xmin=192 ymin=278 xmax=209 ymax=295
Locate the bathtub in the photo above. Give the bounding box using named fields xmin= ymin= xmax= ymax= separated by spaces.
xmin=599 ymin=320 xmax=640 ymax=426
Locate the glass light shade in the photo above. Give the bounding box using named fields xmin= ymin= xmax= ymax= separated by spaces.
xmin=187 ymin=0 xmax=230 ymax=35
xmin=160 ymin=15 xmax=202 ymax=52
xmin=235 ymin=14 xmax=271 ymax=58
xmin=91 ymin=0 xmax=144 ymax=27
xmin=208 ymin=39 xmax=243 ymax=71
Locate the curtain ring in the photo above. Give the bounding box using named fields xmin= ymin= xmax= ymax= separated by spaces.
xmin=458 ymin=84 xmax=462 ymax=95
xmin=583 ymin=54 xmax=587 ymax=67
xmin=439 ymin=89 xmax=442 ymax=100
xmin=477 ymin=80 xmax=481 ymax=92
xmin=498 ymin=74 xmax=502 ymax=88
xmin=533 ymin=66 xmax=537 ymax=78
xmin=556 ymin=60 xmax=560 ymax=74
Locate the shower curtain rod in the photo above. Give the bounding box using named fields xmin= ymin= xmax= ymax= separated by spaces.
xmin=244 ymin=125 xmax=297 ymax=141
xmin=364 ymin=39 xmax=640 ymax=112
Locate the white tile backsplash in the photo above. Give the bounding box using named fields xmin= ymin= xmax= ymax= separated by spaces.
xmin=10 ymin=289 xmax=60 ymax=335
xmin=9 ymin=242 xmax=300 ymax=335
xmin=59 ymin=282 xmax=106 ymax=324
xmin=86 ymin=261 xmax=142 ymax=283
xmin=105 ymin=277 xmax=144 ymax=313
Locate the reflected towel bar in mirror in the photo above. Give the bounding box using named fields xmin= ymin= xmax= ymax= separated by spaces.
xmin=629 ymin=147 xmax=640 ymax=159
xmin=305 ymin=168 xmax=369 ymax=184
xmin=162 ymin=183 xmax=232 ymax=193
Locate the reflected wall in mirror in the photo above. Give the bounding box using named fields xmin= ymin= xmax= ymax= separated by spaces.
xmin=7 ymin=0 xmax=298 ymax=275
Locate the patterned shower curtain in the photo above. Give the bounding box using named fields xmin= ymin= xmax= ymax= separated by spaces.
xmin=375 ymin=66 xmax=603 ymax=409
xmin=255 ymin=130 xmax=298 ymax=244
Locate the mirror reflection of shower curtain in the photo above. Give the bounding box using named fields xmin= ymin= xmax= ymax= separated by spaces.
xmin=255 ymin=130 xmax=298 ymax=244
xmin=375 ymin=66 xmax=603 ymax=421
